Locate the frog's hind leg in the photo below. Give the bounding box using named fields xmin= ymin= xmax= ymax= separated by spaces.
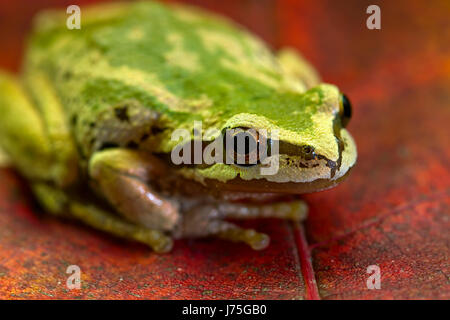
xmin=32 ymin=182 xmax=173 ymax=253
xmin=69 ymin=201 xmax=173 ymax=253
xmin=0 ymin=73 xmax=173 ymax=252
xmin=0 ymin=71 xmax=78 ymax=187
xmin=0 ymin=72 xmax=53 ymax=180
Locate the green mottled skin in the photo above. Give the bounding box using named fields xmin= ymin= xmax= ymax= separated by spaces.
xmin=22 ymin=1 xmax=356 ymax=186
xmin=0 ymin=1 xmax=357 ymax=251
xmin=30 ymin=2 xmax=313 ymax=140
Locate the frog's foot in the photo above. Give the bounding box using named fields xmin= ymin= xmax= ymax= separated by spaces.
xmin=217 ymin=200 xmax=308 ymax=221
xmin=69 ymin=202 xmax=173 ymax=253
xmin=215 ymin=222 xmax=270 ymax=250
xmin=88 ymin=149 xmax=180 ymax=232
xmin=177 ymin=200 xmax=308 ymax=250
xmin=32 ymin=183 xmax=173 ymax=253
xmin=179 ymin=209 xmax=270 ymax=250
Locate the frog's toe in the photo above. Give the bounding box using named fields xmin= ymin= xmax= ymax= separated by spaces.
xmin=135 ymin=229 xmax=173 ymax=253
xmin=69 ymin=201 xmax=174 ymax=253
xmin=217 ymin=200 xmax=308 ymax=222
xmin=217 ymin=225 xmax=270 ymax=250
xmin=178 ymin=204 xmax=274 ymax=250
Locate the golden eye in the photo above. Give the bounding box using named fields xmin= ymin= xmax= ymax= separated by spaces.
xmin=224 ymin=128 xmax=268 ymax=167
xmin=340 ymin=94 xmax=352 ymax=128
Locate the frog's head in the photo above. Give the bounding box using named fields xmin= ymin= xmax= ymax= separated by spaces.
xmin=175 ymin=84 xmax=357 ymax=194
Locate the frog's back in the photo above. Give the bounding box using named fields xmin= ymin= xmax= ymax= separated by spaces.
xmin=25 ymin=1 xmax=325 ymax=156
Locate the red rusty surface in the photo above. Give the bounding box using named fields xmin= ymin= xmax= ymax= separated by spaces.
xmin=0 ymin=0 xmax=449 ymax=299
xmin=276 ymin=0 xmax=450 ymax=299
xmin=0 ymin=169 xmax=306 ymax=299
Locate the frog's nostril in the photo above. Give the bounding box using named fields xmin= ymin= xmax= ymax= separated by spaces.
xmin=340 ymin=94 xmax=352 ymax=127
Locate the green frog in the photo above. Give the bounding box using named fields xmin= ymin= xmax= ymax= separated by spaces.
xmin=0 ymin=1 xmax=356 ymax=252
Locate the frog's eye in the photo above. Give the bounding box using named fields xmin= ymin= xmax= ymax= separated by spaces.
xmin=224 ymin=128 xmax=268 ymax=167
xmin=339 ymin=94 xmax=352 ymax=128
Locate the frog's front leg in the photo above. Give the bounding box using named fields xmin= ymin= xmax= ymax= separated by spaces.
xmin=88 ymin=148 xmax=180 ymax=231
xmin=178 ymin=200 xmax=308 ymax=250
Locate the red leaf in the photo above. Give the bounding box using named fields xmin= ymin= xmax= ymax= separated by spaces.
xmin=0 ymin=0 xmax=448 ymax=299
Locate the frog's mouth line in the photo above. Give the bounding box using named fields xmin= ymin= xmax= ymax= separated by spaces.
xmin=201 ymin=167 xmax=353 ymax=194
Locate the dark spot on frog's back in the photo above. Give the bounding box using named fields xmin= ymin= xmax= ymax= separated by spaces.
xmin=114 ymin=105 xmax=130 ymax=122
xmin=150 ymin=126 xmax=165 ymax=135
xmin=70 ymin=114 xmax=78 ymax=126
xmin=126 ymin=141 xmax=139 ymax=149
xmin=99 ymin=142 xmax=119 ymax=150
xmin=140 ymin=133 xmax=150 ymax=142
xmin=62 ymin=71 xmax=72 ymax=80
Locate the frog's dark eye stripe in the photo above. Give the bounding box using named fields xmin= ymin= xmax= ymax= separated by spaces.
xmin=276 ymin=141 xmax=316 ymax=160
xmin=340 ymin=94 xmax=352 ymax=128
xmin=301 ymin=145 xmax=316 ymax=160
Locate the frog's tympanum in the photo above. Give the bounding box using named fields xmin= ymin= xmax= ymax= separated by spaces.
xmin=0 ymin=2 xmax=356 ymax=252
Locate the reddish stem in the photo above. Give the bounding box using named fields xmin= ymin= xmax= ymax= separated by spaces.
xmin=293 ymin=222 xmax=320 ymax=300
